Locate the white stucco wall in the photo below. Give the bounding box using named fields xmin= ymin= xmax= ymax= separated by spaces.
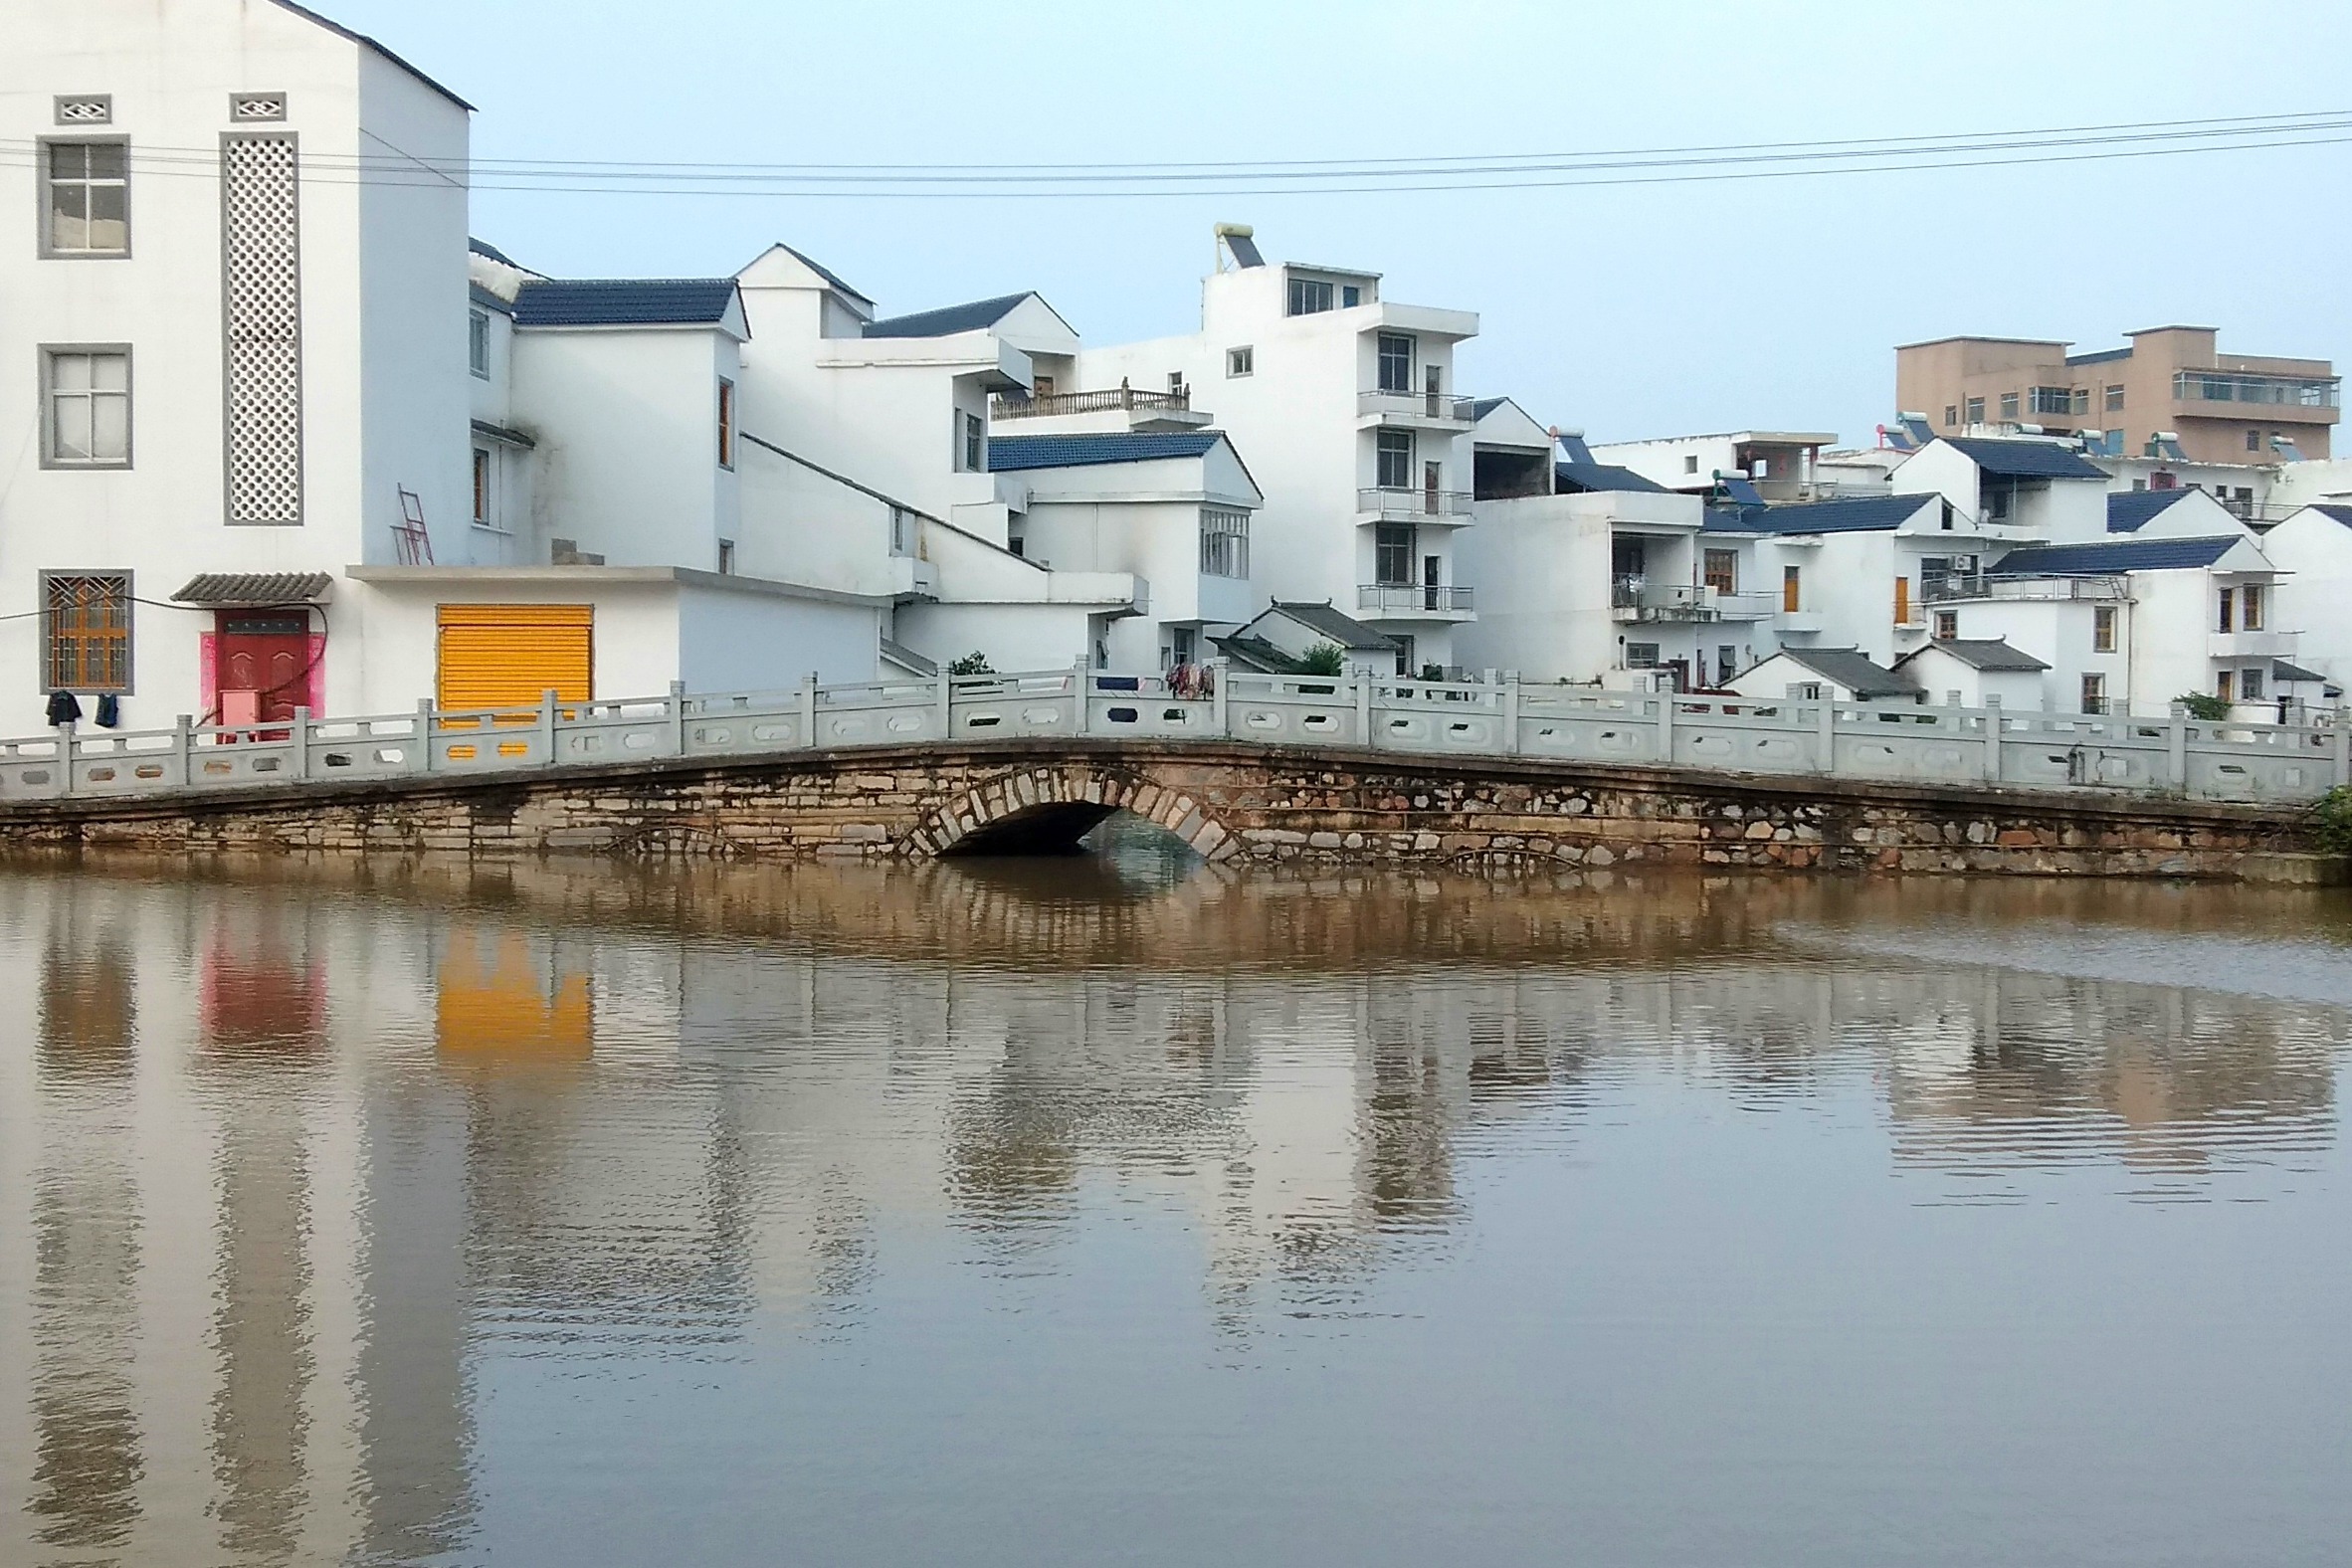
xmin=0 ymin=0 xmax=472 ymax=736
xmin=2262 ymin=508 xmax=2352 ymax=686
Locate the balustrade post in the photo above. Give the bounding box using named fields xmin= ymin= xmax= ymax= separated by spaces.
xmin=532 ymin=689 xmax=555 ymax=768
xmin=2168 ymin=702 xmax=2189 ymax=791
xmin=1981 ymin=695 xmax=2002 ymax=782
xmin=1355 ymin=669 xmax=1373 ymax=748
xmin=174 ymin=714 xmax=193 ymax=790
xmin=935 ymin=668 xmax=952 ymax=742
xmin=1657 ymin=682 xmax=1676 ymax=765
xmin=669 ymin=682 xmax=687 ymax=757
xmin=291 ymin=707 xmax=311 ymax=781
xmin=804 ymin=673 xmax=823 ymax=749
xmin=1502 ymin=672 xmax=1521 ymax=755
xmin=1073 ymin=658 xmax=1091 ymax=736
xmin=416 ymin=698 xmax=436 ymax=774
xmin=2333 ymin=710 xmax=2349 ymax=788
xmin=1816 ymin=696 xmax=1838 ymax=773
xmin=1210 ymin=658 xmax=1229 ymax=737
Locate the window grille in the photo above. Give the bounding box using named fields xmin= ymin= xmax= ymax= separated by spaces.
xmin=221 ymin=133 xmax=303 ymax=525
xmin=44 ymin=574 xmax=132 ymax=692
xmin=55 ymin=96 xmax=111 ymax=124
xmin=230 ymin=93 xmax=288 ymax=122
xmin=1199 ymin=508 xmax=1250 ymax=578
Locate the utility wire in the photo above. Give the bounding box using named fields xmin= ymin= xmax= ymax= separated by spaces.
xmin=2 ymin=110 xmax=2345 ymax=195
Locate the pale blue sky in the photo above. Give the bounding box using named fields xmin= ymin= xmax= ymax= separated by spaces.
xmin=336 ymin=0 xmax=2352 ymax=447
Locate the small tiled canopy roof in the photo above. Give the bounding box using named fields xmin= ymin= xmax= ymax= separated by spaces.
xmin=172 ymin=572 xmax=333 ymax=605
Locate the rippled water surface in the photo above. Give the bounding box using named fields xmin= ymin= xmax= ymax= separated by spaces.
xmin=2 ymin=842 xmax=2350 ymax=1567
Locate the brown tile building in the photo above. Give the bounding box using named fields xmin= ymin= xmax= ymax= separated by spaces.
xmin=1897 ymin=327 xmax=2339 ymax=464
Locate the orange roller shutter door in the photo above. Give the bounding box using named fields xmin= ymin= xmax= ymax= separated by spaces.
xmin=436 ymin=604 xmax=594 ymax=710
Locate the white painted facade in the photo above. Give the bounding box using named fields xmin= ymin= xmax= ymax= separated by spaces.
xmin=2249 ymin=505 xmax=2352 ymax=693
xmin=1893 ymin=644 xmax=2050 ymax=711
xmin=1074 ymin=242 xmax=1481 ymax=675
xmin=1 ymin=0 xmax=473 ymax=733
xmin=1587 ymin=431 xmax=1837 ymax=499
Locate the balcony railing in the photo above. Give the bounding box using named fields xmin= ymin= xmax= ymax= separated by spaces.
xmin=1611 ymin=579 xmax=1774 ymax=622
xmin=2172 ymin=369 xmax=2340 ymax=410
xmin=1358 ymin=584 xmax=1475 ymax=615
xmin=1923 ymin=573 xmax=2127 ymax=604
xmin=1358 ymin=487 xmax=1473 ymax=518
xmin=991 ymin=386 xmax=1190 ymax=420
xmin=1358 ymin=388 xmax=1478 ymax=423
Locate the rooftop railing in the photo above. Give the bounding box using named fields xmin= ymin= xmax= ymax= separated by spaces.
xmin=991 ymin=386 xmax=1191 ymax=420
xmin=2172 ymin=370 xmax=2340 ymax=409
xmin=1923 ymin=573 xmax=2128 ymax=604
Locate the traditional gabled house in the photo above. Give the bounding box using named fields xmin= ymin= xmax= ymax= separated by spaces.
xmin=1721 ymin=646 xmax=1918 ymax=703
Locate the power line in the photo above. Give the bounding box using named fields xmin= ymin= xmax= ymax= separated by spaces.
xmin=2 ymin=110 xmax=2346 ymax=197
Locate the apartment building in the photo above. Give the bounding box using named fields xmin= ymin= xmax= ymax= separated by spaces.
xmin=1073 ymin=228 xmax=1481 ymax=677
xmin=1897 ymin=327 xmax=2341 ymax=465
xmin=1583 ymin=431 xmax=1839 ymax=500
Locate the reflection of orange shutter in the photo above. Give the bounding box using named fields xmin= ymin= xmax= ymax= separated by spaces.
xmin=436 ymin=604 xmax=593 ymax=711
xmin=437 ymin=931 xmax=592 ymax=1065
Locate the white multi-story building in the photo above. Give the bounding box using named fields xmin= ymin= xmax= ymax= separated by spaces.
xmin=1073 ymin=230 xmax=1481 ymax=677
xmin=2 ymin=1 xmax=903 ymax=735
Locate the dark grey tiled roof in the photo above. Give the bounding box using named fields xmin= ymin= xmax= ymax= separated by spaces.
xmin=880 ymin=638 xmax=938 ymax=677
xmin=172 ymin=572 xmax=333 ymax=605
xmin=469 ymin=237 xmax=520 ymax=268
xmin=511 ymin=279 xmax=741 ymax=328
xmin=1944 ymin=437 xmax=2110 ymax=480
xmin=1271 ymin=602 xmax=1397 ymax=651
xmin=1769 ymin=647 xmax=1918 ymax=698
xmin=776 ymin=244 xmax=871 ymax=304
xmin=2105 ymin=489 xmax=2193 ymax=532
xmin=1909 ymin=639 xmax=2051 ymax=673
xmin=1990 ymin=536 xmax=2243 ymax=575
xmin=1210 ymin=634 xmax=1308 ymax=675
xmin=1556 ymin=461 xmax=1666 ymax=494
xmin=988 ymin=433 xmax=1223 ymax=472
xmin=2064 ymin=346 xmax=2134 ymax=366
xmin=1708 ymin=494 xmax=1938 ymax=534
xmin=2274 ymin=659 xmax=2328 ymax=684
xmin=270 ymin=1 xmax=475 ymax=109
xmin=2307 ymin=503 xmax=2352 ymax=527
xmin=864 ymin=293 xmax=1036 ymax=338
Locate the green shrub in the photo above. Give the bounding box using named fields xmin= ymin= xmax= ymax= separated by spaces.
xmin=2317 ymin=786 xmax=2352 ymax=857
xmin=2175 ymin=692 xmax=2233 ymax=720
xmin=1296 ymin=642 xmax=1346 ymax=677
xmin=947 ymin=652 xmax=993 ymax=677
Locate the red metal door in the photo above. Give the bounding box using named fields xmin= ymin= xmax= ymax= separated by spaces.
xmin=215 ymin=614 xmax=311 ymax=724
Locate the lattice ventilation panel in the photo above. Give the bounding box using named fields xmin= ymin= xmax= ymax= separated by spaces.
xmin=222 ymin=133 xmax=303 ymax=525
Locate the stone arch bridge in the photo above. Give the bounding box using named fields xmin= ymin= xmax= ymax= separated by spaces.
xmin=0 ymin=738 xmax=2318 ymax=880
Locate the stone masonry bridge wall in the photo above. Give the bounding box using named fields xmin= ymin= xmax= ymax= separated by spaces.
xmin=0 ymin=740 xmax=2330 ymax=882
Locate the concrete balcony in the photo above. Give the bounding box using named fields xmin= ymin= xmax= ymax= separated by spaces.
xmin=1358 ymin=584 xmax=1475 ymax=621
xmin=1357 ymin=388 xmax=1478 ymax=429
xmin=1775 ymin=608 xmax=1825 ymax=635
xmin=1358 ymin=487 xmax=1473 ymax=521
xmin=1613 ymin=581 xmax=1778 ymax=623
xmin=989 ymin=386 xmax=1213 ymax=434
xmin=2209 ymin=630 xmax=2296 ymax=660
xmin=886 ymin=554 xmax=939 ymax=601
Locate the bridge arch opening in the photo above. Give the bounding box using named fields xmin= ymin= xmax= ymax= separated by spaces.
xmin=923 ymin=770 xmax=1239 ymax=863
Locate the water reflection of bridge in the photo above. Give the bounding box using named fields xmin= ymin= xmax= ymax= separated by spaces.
xmin=0 ymin=862 xmax=2342 ymax=1559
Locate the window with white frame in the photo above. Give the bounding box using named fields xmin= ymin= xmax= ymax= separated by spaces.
xmin=469 ymin=310 xmax=490 ymax=378
xmin=2080 ymin=673 xmax=2105 ymax=714
xmin=1227 ymin=346 xmax=1254 ymax=377
xmin=2093 ymin=605 xmax=2117 ymax=653
xmin=472 ymin=448 xmax=491 ymax=524
xmin=42 ymin=139 xmax=130 ymax=256
xmin=717 ymin=379 xmax=736 ymax=469
xmin=43 ymin=348 xmax=131 ymax=467
xmin=888 ymin=506 xmax=915 ymax=557
xmin=2243 ymin=582 xmax=2265 ymax=630
xmin=1377 ymin=333 xmax=1414 ymax=393
xmin=2241 ymin=666 xmax=2264 ymax=701
xmin=1933 ymin=610 xmax=1959 ymax=641
xmin=2105 ymin=384 xmax=2125 ymax=412
xmin=1625 ymin=643 xmax=1661 ymax=669
xmin=1286 ymin=277 xmax=1333 ymax=316
xmin=1376 ymin=429 xmax=1414 ymax=490
xmin=1965 ymin=396 xmax=1985 ymax=424
xmin=1199 ymin=508 xmax=1250 ymax=578
xmin=960 ymin=411 xmax=983 ymax=472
